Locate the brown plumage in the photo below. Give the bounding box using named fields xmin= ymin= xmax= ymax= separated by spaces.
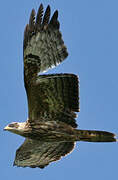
xmin=4 ymin=4 xmax=117 ymax=169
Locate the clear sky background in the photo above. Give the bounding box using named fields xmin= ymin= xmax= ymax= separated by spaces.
xmin=1 ymin=0 xmax=118 ymax=179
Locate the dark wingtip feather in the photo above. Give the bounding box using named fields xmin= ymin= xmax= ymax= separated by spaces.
xmin=24 ymin=24 xmax=29 ymax=36
xmin=23 ymin=24 xmax=29 ymax=49
xmin=42 ymin=5 xmax=51 ymax=26
xmin=29 ymin=9 xmax=35 ymax=30
xmin=36 ymin=4 xmax=44 ymax=28
xmin=52 ymin=10 xmax=58 ymax=21
xmin=49 ymin=10 xmax=59 ymax=29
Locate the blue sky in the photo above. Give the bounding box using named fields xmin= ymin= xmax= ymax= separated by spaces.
xmin=1 ymin=0 xmax=118 ymax=179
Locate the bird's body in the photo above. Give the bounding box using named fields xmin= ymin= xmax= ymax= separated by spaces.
xmin=6 ymin=121 xmax=116 ymax=143
xmin=4 ymin=4 xmax=117 ymax=168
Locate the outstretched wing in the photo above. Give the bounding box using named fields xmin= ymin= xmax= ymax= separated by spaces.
xmin=24 ymin=4 xmax=68 ymax=86
xmin=23 ymin=4 xmax=80 ymax=128
xmin=14 ymin=138 xmax=75 ymax=168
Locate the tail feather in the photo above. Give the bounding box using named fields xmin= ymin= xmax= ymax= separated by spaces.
xmin=75 ymin=129 xmax=117 ymax=142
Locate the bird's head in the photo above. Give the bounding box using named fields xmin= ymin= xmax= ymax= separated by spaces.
xmin=4 ymin=122 xmax=27 ymax=136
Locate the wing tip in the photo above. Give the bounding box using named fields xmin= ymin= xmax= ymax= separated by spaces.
xmin=24 ymin=4 xmax=60 ymax=50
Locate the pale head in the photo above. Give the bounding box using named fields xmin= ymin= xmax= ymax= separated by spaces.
xmin=4 ymin=122 xmax=27 ymax=136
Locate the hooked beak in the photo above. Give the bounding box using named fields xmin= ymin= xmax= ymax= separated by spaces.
xmin=4 ymin=125 xmax=11 ymax=131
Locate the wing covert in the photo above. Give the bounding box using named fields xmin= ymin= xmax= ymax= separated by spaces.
xmin=27 ymin=74 xmax=80 ymax=128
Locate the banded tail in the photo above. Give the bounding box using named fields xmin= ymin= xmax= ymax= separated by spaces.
xmin=75 ymin=129 xmax=117 ymax=142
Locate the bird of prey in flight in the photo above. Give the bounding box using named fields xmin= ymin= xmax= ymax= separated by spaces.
xmin=4 ymin=4 xmax=117 ymax=168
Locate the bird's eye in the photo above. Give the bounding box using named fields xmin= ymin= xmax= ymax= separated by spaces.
xmin=8 ymin=123 xmax=18 ymax=128
xmin=8 ymin=124 xmax=15 ymax=128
